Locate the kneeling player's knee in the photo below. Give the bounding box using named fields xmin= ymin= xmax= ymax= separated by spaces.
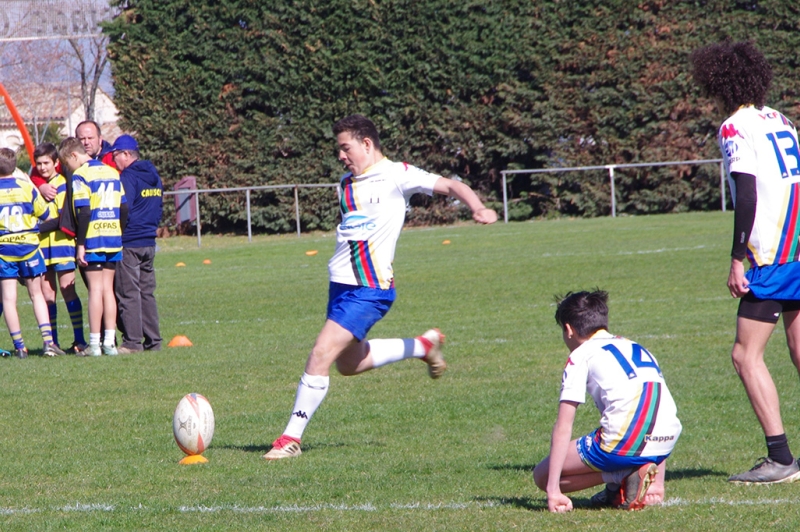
xmin=532 ymin=462 xmax=548 ymax=491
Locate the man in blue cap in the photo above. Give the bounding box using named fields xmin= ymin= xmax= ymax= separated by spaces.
xmin=110 ymin=134 xmax=164 ymax=354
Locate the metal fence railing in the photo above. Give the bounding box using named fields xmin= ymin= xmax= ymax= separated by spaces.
xmin=163 ymin=183 xmax=339 ymax=247
xmin=499 ymin=158 xmax=725 ymax=223
xmin=163 ymin=158 xmax=727 ymax=247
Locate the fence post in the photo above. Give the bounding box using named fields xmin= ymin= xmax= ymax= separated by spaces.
xmin=294 ymin=185 xmax=301 ymax=237
xmin=720 ymin=161 xmax=726 ymax=212
xmin=246 ymin=189 xmax=252 ymax=242
xmin=501 ymin=171 xmax=508 ymax=223
xmin=195 ymin=191 xmax=202 ymax=247
xmin=606 ymin=165 xmax=616 ymax=218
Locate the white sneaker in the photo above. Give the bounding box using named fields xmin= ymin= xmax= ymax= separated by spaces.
xmin=420 ymin=329 xmax=446 ymax=379
xmin=79 ymin=345 xmax=102 ymax=357
xmin=102 ymin=345 xmax=118 ymax=356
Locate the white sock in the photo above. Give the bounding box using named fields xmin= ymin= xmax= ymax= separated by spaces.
xmin=368 ymin=338 xmax=427 ymax=368
xmin=89 ymin=333 xmax=101 ymax=347
xmin=103 ymin=329 xmax=116 ymax=347
xmin=283 ymin=373 xmax=329 ymax=440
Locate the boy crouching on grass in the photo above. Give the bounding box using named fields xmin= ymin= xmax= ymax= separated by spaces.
xmin=533 ymin=290 xmax=682 ymax=512
xmin=0 ymin=148 xmax=63 ymax=358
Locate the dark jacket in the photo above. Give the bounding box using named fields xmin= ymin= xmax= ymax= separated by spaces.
xmin=119 ymin=159 xmax=163 ymax=248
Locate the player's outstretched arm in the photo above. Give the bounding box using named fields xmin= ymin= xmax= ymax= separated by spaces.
xmin=546 ymin=401 xmax=578 ymax=513
xmin=433 ymin=177 xmax=497 ymax=224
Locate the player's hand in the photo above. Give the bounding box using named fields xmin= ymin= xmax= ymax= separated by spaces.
xmin=473 ymin=208 xmax=498 ymax=224
xmin=547 ymin=492 xmax=573 ymax=513
xmin=77 ymin=245 xmax=87 ymax=268
xmin=727 ymin=259 xmax=749 ymax=298
xmin=39 ymin=183 xmax=57 ymax=202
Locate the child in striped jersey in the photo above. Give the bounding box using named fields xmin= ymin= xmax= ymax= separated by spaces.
xmin=34 ymin=143 xmax=87 ymax=353
xmin=533 ymin=290 xmax=681 ymax=512
xmin=58 ymin=137 xmax=127 ymax=357
xmin=0 ymin=148 xmax=63 ymax=358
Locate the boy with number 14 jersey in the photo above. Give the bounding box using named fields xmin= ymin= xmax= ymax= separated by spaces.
xmin=533 ymin=291 xmax=681 ymax=513
xmin=59 ymin=138 xmax=127 ymax=357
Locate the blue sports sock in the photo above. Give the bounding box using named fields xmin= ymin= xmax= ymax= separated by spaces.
xmin=10 ymin=330 xmax=24 ymax=350
xmin=39 ymin=322 xmax=54 ymax=346
xmin=66 ymin=298 xmax=86 ymax=345
xmin=47 ymin=302 xmax=58 ymax=345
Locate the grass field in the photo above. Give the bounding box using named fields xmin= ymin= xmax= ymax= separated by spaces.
xmin=2 ymin=211 xmax=800 ymax=530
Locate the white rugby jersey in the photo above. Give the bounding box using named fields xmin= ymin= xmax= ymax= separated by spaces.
xmin=560 ymin=330 xmax=682 ymax=457
xmin=720 ymin=105 xmax=800 ymax=266
xmin=328 ymin=158 xmax=440 ymax=289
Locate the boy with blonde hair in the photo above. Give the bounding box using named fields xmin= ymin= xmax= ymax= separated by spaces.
xmin=58 ymin=138 xmax=127 ymax=357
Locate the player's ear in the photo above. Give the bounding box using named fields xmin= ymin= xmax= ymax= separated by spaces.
xmin=564 ymin=323 xmax=576 ymax=339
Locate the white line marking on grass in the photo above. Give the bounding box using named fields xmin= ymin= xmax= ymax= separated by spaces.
xmin=539 ymin=245 xmax=717 ymax=259
xmin=3 ymin=497 xmax=800 ymax=515
xmin=60 ymin=503 xmax=115 ymax=512
xmin=662 ymin=497 xmax=800 ymax=507
xmin=0 ymin=508 xmax=38 ymax=515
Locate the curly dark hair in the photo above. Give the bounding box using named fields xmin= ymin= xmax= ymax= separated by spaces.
xmin=690 ymin=41 xmax=772 ymax=115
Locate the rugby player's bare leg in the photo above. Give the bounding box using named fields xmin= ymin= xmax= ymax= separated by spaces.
xmin=304 ymin=319 xmax=364 ymax=376
xmin=644 ymin=461 xmax=666 ymax=505
xmin=731 ymin=316 xmax=784 ymax=436
xmin=533 ymin=440 xmax=604 ymax=493
xmin=783 ymin=309 xmax=800 ymax=376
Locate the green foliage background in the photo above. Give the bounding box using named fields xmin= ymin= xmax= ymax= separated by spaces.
xmin=106 ymin=0 xmax=800 ymax=232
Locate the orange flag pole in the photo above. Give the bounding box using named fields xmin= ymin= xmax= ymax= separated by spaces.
xmin=0 ymin=82 xmax=35 ymax=164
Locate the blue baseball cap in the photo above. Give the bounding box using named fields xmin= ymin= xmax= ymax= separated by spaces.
xmin=110 ymin=134 xmax=139 ymax=152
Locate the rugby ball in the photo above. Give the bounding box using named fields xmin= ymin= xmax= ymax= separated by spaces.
xmin=173 ymin=393 xmax=215 ymax=455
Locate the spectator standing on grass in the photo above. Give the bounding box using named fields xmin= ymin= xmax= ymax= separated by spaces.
xmin=691 ymin=41 xmax=800 ymax=483
xmin=532 ymin=290 xmax=681 ymax=512
xmin=110 ymin=135 xmax=163 ymax=354
xmin=58 ymin=138 xmax=127 ymax=357
xmin=34 ymin=142 xmax=87 ymax=354
xmin=263 ymin=114 xmax=497 ymax=460
xmin=0 ymin=148 xmax=64 ymax=358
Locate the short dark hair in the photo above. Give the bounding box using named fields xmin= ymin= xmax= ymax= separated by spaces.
xmin=332 ymin=114 xmax=382 ymax=151
xmin=690 ymin=41 xmax=772 ymax=115
xmin=33 ymin=142 xmax=58 ymax=163
xmin=0 ymin=147 xmax=16 ymax=176
xmin=554 ymin=290 xmax=609 ymax=338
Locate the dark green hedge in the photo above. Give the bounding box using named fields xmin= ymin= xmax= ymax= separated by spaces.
xmin=106 ymin=0 xmax=800 ymax=231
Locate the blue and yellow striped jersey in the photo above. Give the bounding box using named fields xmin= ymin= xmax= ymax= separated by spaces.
xmin=39 ymin=173 xmax=76 ymax=267
xmin=72 ymin=160 xmax=127 ymax=254
xmin=0 ymin=174 xmax=53 ymax=262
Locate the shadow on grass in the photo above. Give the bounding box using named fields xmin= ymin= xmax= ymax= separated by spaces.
xmin=218 ymin=441 xmax=368 ymax=454
xmin=665 ymin=467 xmax=727 ymax=480
xmin=487 ymin=464 xmax=536 ymax=473
xmin=474 ymin=496 xmax=547 ymax=512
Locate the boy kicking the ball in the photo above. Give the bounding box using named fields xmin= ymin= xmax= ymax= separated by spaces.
xmin=263 ymin=114 xmax=497 ymax=460
xmin=533 ymin=290 xmax=682 ymax=512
